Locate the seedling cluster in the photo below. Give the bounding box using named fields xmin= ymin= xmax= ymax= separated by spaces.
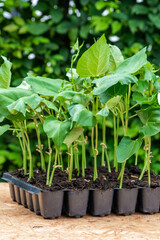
xmin=1 ymin=35 xmax=160 ymax=188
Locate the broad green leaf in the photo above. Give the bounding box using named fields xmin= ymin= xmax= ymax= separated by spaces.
xmin=109 ymin=45 xmax=124 ymax=71
xmin=0 ymin=56 xmax=12 ymax=89
xmin=3 ymin=24 xmax=19 ymax=32
xmin=116 ymin=136 xmax=142 ymax=163
xmin=25 ymin=76 xmax=63 ymax=97
xmin=96 ymin=107 xmax=109 ymax=117
xmin=107 ymin=96 xmax=121 ymax=110
xmin=139 ymin=123 xmax=160 ymax=136
xmin=0 ymin=124 xmax=10 ymax=136
xmin=68 ymin=103 xmax=96 ymax=127
xmin=63 ymin=127 xmax=84 ymax=147
xmin=7 ymin=94 xmax=42 ymax=116
xmin=41 ymin=99 xmax=58 ymax=112
xmin=76 ymin=34 xmax=110 ymax=77
xmin=114 ymin=48 xmax=147 ymax=74
xmin=55 ymin=91 xmax=80 ymax=100
xmin=132 ymin=92 xmax=156 ymax=105
xmin=0 ymin=88 xmax=33 ymax=120
xmin=27 ymin=22 xmax=49 ymax=35
xmin=137 ymin=107 xmax=160 ymax=136
xmin=99 ymin=83 xmax=127 ymax=103
xmin=43 ymin=117 xmax=71 ymax=148
xmin=93 ymin=73 xmax=137 ymax=95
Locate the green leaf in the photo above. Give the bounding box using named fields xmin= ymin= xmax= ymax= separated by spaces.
xmin=137 ymin=107 xmax=160 ymax=136
xmin=0 ymin=56 xmax=12 ymax=89
xmin=7 ymin=94 xmax=42 ymax=116
xmin=99 ymin=83 xmax=127 ymax=103
xmin=93 ymin=73 xmax=137 ymax=95
xmin=63 ymin=127 xmax=84 ymax=147
xmin=114 ymin=48 xmax=147 ymax=74
xmin=107 ymin=96 xmax=121 ymax=110
xmin=0 ymin=88 xmax=33 ymax=120
xmin=27 ymin=23 xmax=49 ymax=35
xmin=96 ymin=107 xmax=109 ymax=117
xmin=41 ymin=99 xmax=58 ymax=112
xmin=149 ymin=14 xmax=160 ymax=29
xmin=108 ymin=45 xmax=124 ymax=71
xmin=25 ymin=76 xmax=63 ymax=97
xmin=3 ymin=24 xmax=19 ymax=32
xmin=76 ymin=34 xmax=110 ymax=77
xmin=43 ymin=117 xmax=71 ymax=148
xmin=139 ymin=123 xmax=160 ymax=136
xmin=68 ymin=103 xmax=96 ymax=127
xmin=0 ymin=124 xmax=10 ymax=136
xmin=116 ymin=136 xmax=142 ymax=163
xmin=132 ymin=92 xmax=156 ymax=105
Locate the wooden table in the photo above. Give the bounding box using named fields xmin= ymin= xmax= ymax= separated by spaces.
xmin=0 ymin=183 xmax=160 ymax=240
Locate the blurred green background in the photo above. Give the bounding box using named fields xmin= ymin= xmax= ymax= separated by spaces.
xmin=1 ymin=0 xmax=160 ymax=177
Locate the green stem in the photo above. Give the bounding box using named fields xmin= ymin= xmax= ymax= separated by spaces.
xmin=69 ymin=146 xmax=73 ymax=181
xmin=74 ymin=145 xmax=79 ymax=176
xmin=119 ymin=162 xmax=126 ymax=189
xmin=60 ymin=150 xmax=63 ymax=170
xmin=34 ymin=119 xmax=46 ymax=171
xmin=24 ymin=130 xmax=33 ymax=180
xmin=147 ymin=136 xmax=151 ymax=188
xmin=46 ymin=138 xmax=52 ymax=185
xmin=113 ymin=114 xmax=118 ymax=170
xmin=49 ymin=149 xmax=58 ymax=187
xmin=135 ymin=150 xmax=138 ymax=166
xmin=81 ymin=133 xmax=86 ymax=177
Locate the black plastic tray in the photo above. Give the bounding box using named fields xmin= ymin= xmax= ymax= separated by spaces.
xmin=2 ymin=172 xmax=160 ymax=219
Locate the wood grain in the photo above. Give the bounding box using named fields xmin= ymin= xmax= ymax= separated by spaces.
xmin=0 ymin=183 xmax=160 ymax=240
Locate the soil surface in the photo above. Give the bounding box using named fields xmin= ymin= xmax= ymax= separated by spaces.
xmin=9 ymin=165 xmax=160 ymax=191
xmin=1 ymin=182 xmax=160 ymax=240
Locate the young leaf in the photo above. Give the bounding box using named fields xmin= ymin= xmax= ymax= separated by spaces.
xmin=0 ymin=56 xmax=12 ymax=89
xmin=76 ymin=34 xmax=110 ymax=77
xmin=41 ymin=99 xmax=58 ymax=112
xmin=107 ymin=96 xmax=121 ymax=110
xmin=114 ymin=48 xmax=147 ymax=74
xmin=108 ymin=45 xmax=124 ymax=71
xmin=96 ymin=107 xmax=109 ymax=117
xmin=93 ymin=73 xmax=137 ymax=95
xmin=0 ymin=124 xmax=10 ymax=136
xmin=43 ymin=117 xmax=71 ymax=148
xmin=99 ymin=83 xmax=127 ymax=103
xmin=63 ymin=127 xmax=84 ymax=147
xmin=0 ymin=88 xmax=33 ymax=118
xmin=7 ymin=94 xmax=42 ymax=116
xmin=137 ymin=108 xmax=160 ymax=136
xmin=132 ymin=92 xmax=156 ymax=105
xmin=116 ymin=136 xmax=142 ymax=163
xmin=68 ymin=103 xmax=96 ymax=127
xmin=25 ymin=76 xmax=63 ymax=97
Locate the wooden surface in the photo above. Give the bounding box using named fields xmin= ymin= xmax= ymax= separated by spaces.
xmin=1 ymin=183 xmax=160 ymax=240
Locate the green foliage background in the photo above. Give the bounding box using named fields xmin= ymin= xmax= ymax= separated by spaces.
xmin=1 ymin=0 xmax=160 ymax=176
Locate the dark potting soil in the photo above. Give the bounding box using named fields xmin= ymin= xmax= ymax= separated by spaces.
xmin=9 ymin=166 xmax=160 ymax=191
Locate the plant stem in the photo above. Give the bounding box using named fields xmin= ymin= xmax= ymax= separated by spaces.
xmin=119 ymin=162 xmax=126 ymax=189
xmin=74 ymin=145 xmax=79 ymax=176
xmin=92 ymin=127 xmax=98 ymax=181
xmin=113 ymin=114 xmax=118 ymax=171
xmin=147 ymin=136 xmax=151 ymax=188
xmin=60 ymin=150 xmax=63 ymax=170
xmin=81 ymin=133 xmax=86 ymax=177
xmin=46 ymin=138 xmax=52 ymax=185
xmin=135 ymin=150 xmax=138 ymax=166
xmin=24 ymin=130 xmax=33 ymax=180
xmin=13 ymin=122 xmax=27 ymax=175
xmin=69 ymin=146 xmax=73 ymax=181
xmin=101 ymin=116 xmax=111 ymax=172
xmin=49 ymin=149 xmax=58 ymax=187
xmin=34 ymin=119 xmax=46 ymax=171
